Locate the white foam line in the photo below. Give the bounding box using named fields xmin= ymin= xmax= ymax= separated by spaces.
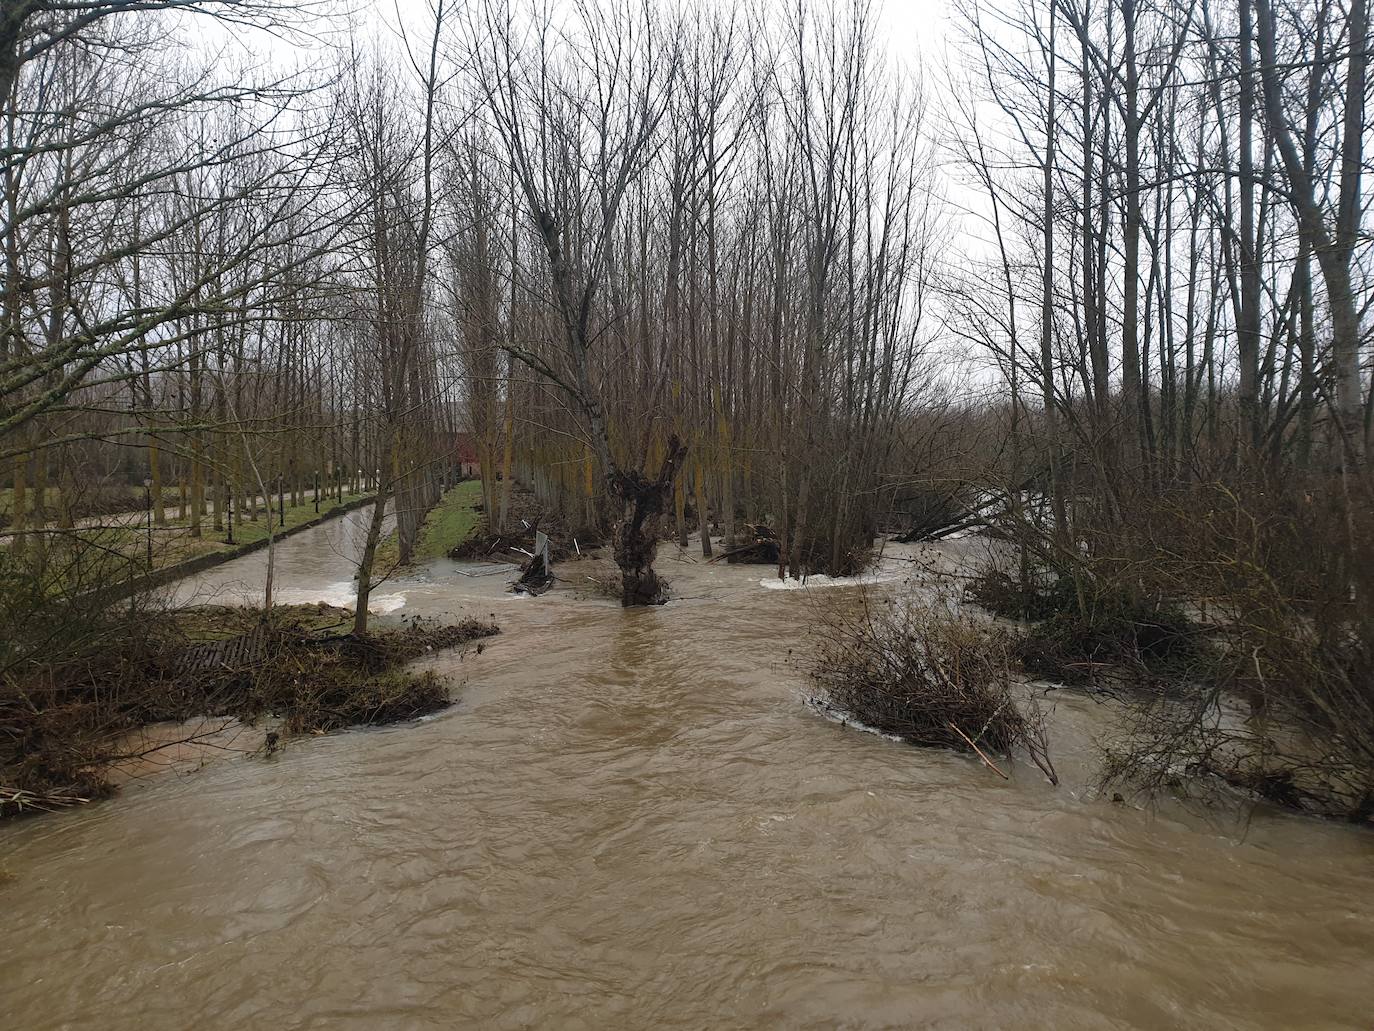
xmin=805 ymin=697 xmax=904 ymax=743
xmin=759 ymin=566 xmax=906 ymax=591
xmin=274 ymin=582 xmax=407 ymax=614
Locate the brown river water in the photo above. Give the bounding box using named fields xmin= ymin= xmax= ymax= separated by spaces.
xmin=3 ymin=509 xmax=1373 ymax=1029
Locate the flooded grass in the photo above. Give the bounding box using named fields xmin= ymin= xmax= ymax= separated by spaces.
xmin=0 ymin=492 xmax=373 ymax=602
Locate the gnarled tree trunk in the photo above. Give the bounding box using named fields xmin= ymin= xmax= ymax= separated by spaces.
xmin=609 ymin=438 xmax=688 ymax=606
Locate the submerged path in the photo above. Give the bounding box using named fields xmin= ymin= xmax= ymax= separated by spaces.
xmin=3 ymin=523 xmax=1374 ymax=1029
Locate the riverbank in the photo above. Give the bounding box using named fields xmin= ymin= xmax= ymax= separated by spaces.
xmin=104 ymin=492 xmax=378 ymax=599
xmin=1 ymin=490 xmax=377 ymax=610
xmin=0 ymin=603 xmax=498 ymax=819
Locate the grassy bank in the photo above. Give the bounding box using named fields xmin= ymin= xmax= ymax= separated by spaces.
xmin=375 ymin=479 xmax=483 ymax=570
xmin=0 ymin=603 xmax=498 ymax=819
xmin=1 ymin=492 xmax=372 ymax=601
xmin=113 ymin=490 xmax=372 ymax=571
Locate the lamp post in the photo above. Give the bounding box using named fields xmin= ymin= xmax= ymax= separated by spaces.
xmin=142 ymin=478 xmax=153 ymax=569
xmin=225 ymin=490 xmax=234 ymax=545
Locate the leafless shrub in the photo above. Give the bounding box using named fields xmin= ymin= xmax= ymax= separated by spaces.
xmin=965 ymin=564 xmax=1074 ymax=622
xmin=1089 ymin=477 xmax=1374 ymax=823
xmin=804 ymin=597 xmax=1057 ymax=783
xmin=963 ymin=547 xmax=1216 ymax=693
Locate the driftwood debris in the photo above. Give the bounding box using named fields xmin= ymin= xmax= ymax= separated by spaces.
xmin=513 ymin=531 xmax=555 ymax=596
xmin=714 ymin=524 xmax=780 ymax=565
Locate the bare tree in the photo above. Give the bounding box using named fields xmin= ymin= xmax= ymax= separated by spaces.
xmin=466 ymin=0 xmax=688 ymax=605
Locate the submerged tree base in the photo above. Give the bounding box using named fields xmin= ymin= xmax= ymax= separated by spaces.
xmin=607 ymin=437 xmax=687 ymax=607
xmin=0 ymin=604 xmax=498 ymax=820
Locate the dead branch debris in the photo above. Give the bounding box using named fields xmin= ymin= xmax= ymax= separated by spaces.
xmin=713 ymin=524 xmax=780 ymax=565
xmin=513 ymin=550 xmax=555 ymax=596
xmin=450 ymin=487 xmax=600 ymax=566
xmin=803 ymin=598 xmax=1057 ymax=784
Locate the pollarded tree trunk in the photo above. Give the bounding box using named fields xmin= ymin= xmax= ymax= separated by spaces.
xmin=608 ymin=437 xmax=688 ymax=606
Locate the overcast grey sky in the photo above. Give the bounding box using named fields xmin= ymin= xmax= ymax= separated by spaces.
xmin=880 ymin=0 xmax=955 ymax=61
xmin=369 ymin=0 xmax=956 ymax=67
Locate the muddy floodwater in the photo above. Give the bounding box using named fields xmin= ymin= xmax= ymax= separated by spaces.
xmin=3 ymin=511 xmax=1373 ymax=1029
